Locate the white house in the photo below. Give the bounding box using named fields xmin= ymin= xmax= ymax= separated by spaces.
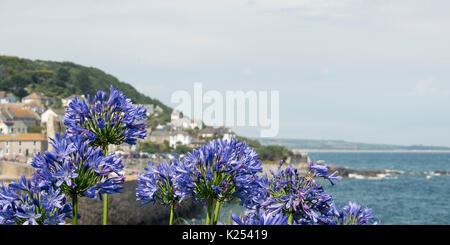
xmin=171 ymin=110 xmax=181 ymax=121
xmin=169 ymin=131 xmax=192 ymax=148
xmin=22 ymin=93 xmax=50 ymax=106
xmin=0 ymin=91 xmax=16 ymax=104
xmin=222 ymin=131 xmax=236 ymax=142
xmin=199 ymin=127 xmax=215 ymax=138
xmin=189 ymin=119 xmax=203 ymax=130
xmin=171 ymin=117 xmax=191 ymax=130
xmin=0 ymin=120 xmax=27 ymax=135
xmin=41 ymin=108 xmax=65 ymax=125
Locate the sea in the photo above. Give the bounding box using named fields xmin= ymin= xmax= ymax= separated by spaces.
xmin=189 ymin=152 xmax=450 ymax=225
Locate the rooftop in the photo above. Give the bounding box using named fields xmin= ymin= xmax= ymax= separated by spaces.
xmin=23 ymin=92 xmax=48 ymax=100
xmin=0 ymin=133 xmax=46 ymax=141
xmin=8 ymin=108 xmax=40 ymax=119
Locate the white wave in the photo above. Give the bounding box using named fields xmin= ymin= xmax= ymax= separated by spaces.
xmin=348 ymin=173 xmax=397 ymax=180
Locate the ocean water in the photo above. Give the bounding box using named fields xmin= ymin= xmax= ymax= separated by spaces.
xmin=308 ymin=152 xmax=450 ymax=225
xmin=190 ymin=152 xmax=450 ymax=225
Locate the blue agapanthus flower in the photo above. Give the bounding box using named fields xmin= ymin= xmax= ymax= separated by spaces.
xmin=231 ymin=208 xmax=289 ymax=225
xmin=0 ymin=174 xmax=72 ymax=225
xmin=31 ymin=133 xmax=124 ymax=200
xmin=173 ymin=138 xmax=263 ymax=207
xmin=137 ymin=161 xmax=179 ymax=207
xmin=335 ymin=201 xmax=380 ymax=225
xmin=64 ymin=85 xmax=147 ymax=147
xmin=257 ymin=161 xmax=340 ymax=225
xmin=309 ymin=161 xmax=342 ymax=185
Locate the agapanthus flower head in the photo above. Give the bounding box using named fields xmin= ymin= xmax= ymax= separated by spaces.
xmin=0 ymin=174 xmax=72 ymax=225
xmin=336 ymin=201 xmax=380 ymax=225
xmin=137 ymin=160 xmax=180 ymax=207
xmin=64 ymin=85 xmax=147 ymax=148
xmin=31 ymin=133 xmax=124 ymax=199
xmin=258 ymin=160 xmax=340 ymax=225
xmin=231 ymin=208 xmax=289 ymax=225
xmin=173 ymin=138 xmax=263 ymax=207
xmin=308 ymin=161 xmax=342 ymax=185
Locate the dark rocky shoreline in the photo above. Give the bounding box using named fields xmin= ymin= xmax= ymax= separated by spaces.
xmin=329 ymin=165 xmax=450 ymax=179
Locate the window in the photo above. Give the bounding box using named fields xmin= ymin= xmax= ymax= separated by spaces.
xmin=33 ymin=141 xmax=36 ymax=146
xmin=19 ymin=141 xmax=22 ymax=146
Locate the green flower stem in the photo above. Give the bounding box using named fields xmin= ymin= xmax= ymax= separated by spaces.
xmin=212 ymin=200 xmax=222 ymax=225
xmin=169 ymin=203 xmax=175 ymax=225
xmin=288 ymin=208 xmax=294 ymax=225
xmin=102 ymin=145 xmax=109 ymax=225
xmin=205 ymin=199 xmax=213 ymax=225
xmin=72 ymin=194 xmax=78 ymax=225
xmin=103 ymin=193 xmax=108 ymax=225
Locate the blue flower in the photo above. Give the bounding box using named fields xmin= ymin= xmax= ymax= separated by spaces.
xmin=54 ymin=161 xmax=78 ymax=187
xmin=0 ymin=174 xmax=72 ymax=225
xmin=137 ymin=161 xmax=179 ymax=207
xmin=85 ymin=176 xmax=125 ymax=200
xmin=31 ymin=133 xmax=124 ymax=200
xmin=173 ymin=138 xmax=263 ymax=207
xmin=16 ymin=205 xmax=41 ymax=225
xmin=64 ymin=85 xmax=147 ymax=147
xmin=232 ymin=209 xmax=289 ymax=225
xmin=309 ymin=161 xmax=342 ymax=185
xmin=258 ymin=161 xmax=340 ymax=225
xmin=336 ymin=202 xmax=380 ymax=225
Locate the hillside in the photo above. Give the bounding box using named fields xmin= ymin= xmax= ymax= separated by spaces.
xmin=0 ymin=55 xmax=172 ymax=116
xmin=0 ymin=55 xmax=293 ymax=160
xmin=257 ymin=138 xmax=450 ymax=151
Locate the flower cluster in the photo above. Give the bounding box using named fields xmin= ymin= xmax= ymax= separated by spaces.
xmin=64 ymin=85 xmax=147 ymax=147
xmin=136 ymin=138 xmax=264 ymax=225
xmin=0 ymin=174 xmax=72 ymax=225
xmin=173 ymin=138 xmax=263 ymax=206
xmin=335 ymin=202 xmax=380 ymax=225
xmin=231 ymin=208 xmax=289 ymax=225
xmin=136 ymin=161 xmax=178 ymax=207
xmin=254 ymin=161 xmax=340 ymax=225
xmin=31 ymin=133 xmax=125 ymax=200
xmin=231 ymin=160 xmax=380 ymax=225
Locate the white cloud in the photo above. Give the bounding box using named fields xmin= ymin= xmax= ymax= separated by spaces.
xmin=413 ymin=78 xmax=439 ymax=96
xmin=241 ymin=68 xmax=253 ymax=76
xmin=251 ymin=0 xmax=362 ymax=19
xmin=385 ymin=77 xmax=450 ymax=97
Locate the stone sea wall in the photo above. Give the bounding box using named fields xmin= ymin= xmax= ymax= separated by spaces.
xmin=0 ymin=161 xmax=34 ymax=181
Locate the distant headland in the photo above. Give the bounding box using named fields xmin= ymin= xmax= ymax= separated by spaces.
xmin=257 ymin=138 xmax=450 ymax=152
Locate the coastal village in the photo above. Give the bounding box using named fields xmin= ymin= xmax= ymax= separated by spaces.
xmin=0 ymin=91 xmax=250 ymax=181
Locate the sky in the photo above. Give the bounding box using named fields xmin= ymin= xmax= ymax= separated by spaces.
xmin=1 ymin=0 xmax=450 ymax=146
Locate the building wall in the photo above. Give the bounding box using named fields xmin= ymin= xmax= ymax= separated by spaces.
xmin=0 ymin=122 xmax=27 ymax=135
xmin=148 ymin=134 xmax=170 ymax=144
xmin=0 ymin=140 xmax=47 ymax=158
xmin=169 ymin=134 xmax=192 ymax=148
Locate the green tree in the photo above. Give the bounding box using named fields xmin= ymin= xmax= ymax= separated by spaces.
xmin=75 ymin=70 xmax=94 ymax=96
xmin=55 ymin=67 xmax=70 ymax=87
xmin=2 ymin=75 xmax=29 ymax=99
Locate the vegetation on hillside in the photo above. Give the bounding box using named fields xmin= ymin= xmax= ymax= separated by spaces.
xmin=1 ymin=55 xmax=293 ymax=161
xmin=0 ymin=55 xmax=172 ymax=122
